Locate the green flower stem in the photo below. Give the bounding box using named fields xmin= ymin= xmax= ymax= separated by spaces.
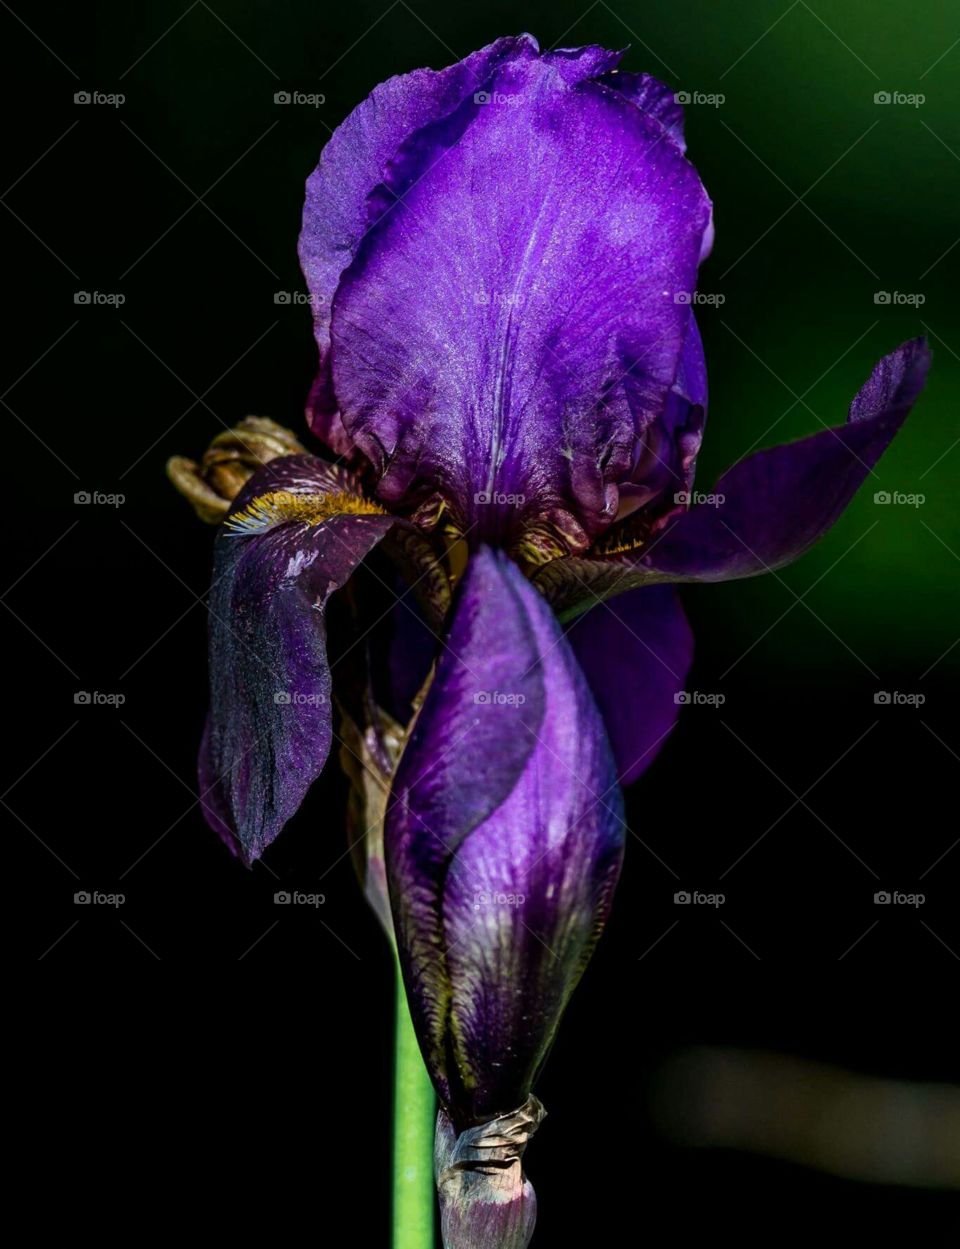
xmin=392 ymin=954 xmax=437 ymax=1249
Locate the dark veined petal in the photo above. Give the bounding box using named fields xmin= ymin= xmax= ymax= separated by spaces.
xmin=386 ymin=547 xmax=625 ymax=1124
xmin=298 ymin=35 xmax=540 ymax=452
xmin=534 ymin=338 xmax=931 ymax=613
xmin=199 ymin=454 xmax=394 ymax=866
xmin=329 ymin=53 xmax=711 ymax=551
xmin=568 ymin=586 xmax=694 ymax=784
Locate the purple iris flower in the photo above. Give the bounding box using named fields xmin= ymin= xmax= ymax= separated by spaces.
xmin=180 ymin=33 xmax=929 ymax=1248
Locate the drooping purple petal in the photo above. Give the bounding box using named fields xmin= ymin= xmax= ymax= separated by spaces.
xmin=329 ymin=53 xmax=711 ymax=550
xmin=199 ymin=454 xmax=393 ymax=865
xmin=568 ymin=586 xmax=693 ymax=784
xmin=637 ymin=337 xmax=931 ymax=581
xmin=386 ymin=547 xmax=624 ymax=1122
xmin=298 ymin=35 xmax=540 ymax=451
xmin=533 ymin=338 xmax=930 ymax=612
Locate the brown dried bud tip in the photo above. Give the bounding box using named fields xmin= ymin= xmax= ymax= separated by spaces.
xmin=435 ymin=1096 xmax=546 ymax=1249
xmin=166 ymin=416 xmax=305 ymax=523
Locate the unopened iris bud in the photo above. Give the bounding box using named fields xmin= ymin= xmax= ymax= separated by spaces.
xmin=386 ymin=547 xmax=625 ymax=1246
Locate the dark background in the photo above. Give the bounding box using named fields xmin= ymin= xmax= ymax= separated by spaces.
xmin=5 ymin=1 xmax=957 ymax=1240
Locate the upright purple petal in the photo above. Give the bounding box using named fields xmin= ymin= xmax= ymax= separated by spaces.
xmin=199 ymin=455 xmax=393 ymax=865
xmin=568 ymin=586 xmax=693 ymax=784
xmin=329 ymin=54 xmax=711 ymax=550
xmin=298 ymin=35 xmax=539 ymax=449
xmin=386 ymin=548 xmax=624 ymax=1122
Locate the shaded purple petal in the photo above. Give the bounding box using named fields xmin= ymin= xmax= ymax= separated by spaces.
xmin=617 ymin=310 xmax=707 ymax=523
xmin=199 ymin=454 xmax=393 ymax=865
xmin=385 ymin=594 xmax=440 ymax=720
xmin=386 ymin=548 xmax=624 ymax=1122
xmin=298 ymin=35 xmax=538 ymax=450
xmin=329 ymin=54 xmax=711 ymax=550
xmin=568 ymin=586 xmax=693 ymax=784
xmin=638 ymin=337 xmax=931 ymax=581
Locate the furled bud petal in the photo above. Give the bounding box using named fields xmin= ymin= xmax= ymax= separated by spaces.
xmin=386 ymin=546 xmax=625 ymax=1242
